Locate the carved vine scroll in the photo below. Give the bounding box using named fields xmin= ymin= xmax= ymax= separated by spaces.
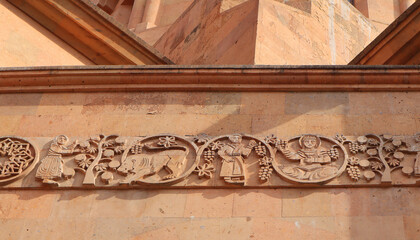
xmin=0 ymin=133 xmax=419 ymax=188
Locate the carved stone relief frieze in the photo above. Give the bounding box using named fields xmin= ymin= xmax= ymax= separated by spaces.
xmin=0 ymin=133 xmax=419 ymax=188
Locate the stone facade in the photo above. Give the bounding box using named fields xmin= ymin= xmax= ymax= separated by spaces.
xmin=0 ymin=0 xmax=419 ymax=239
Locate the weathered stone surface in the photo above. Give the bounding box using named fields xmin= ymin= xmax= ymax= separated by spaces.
xmin=155 ymin=0 xmax=380 ymax=65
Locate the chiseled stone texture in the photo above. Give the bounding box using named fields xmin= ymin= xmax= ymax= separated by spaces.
xmin=0 ymin=188 xmax=418 ymax=239
xmin=0 ymin=91 xmax=419 ymax=239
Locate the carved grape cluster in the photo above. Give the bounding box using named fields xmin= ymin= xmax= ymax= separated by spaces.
xmin=258 ymin=156 xmax=273 ymax=182
xmin=347 ymin=165 xmax=362 ymax=181
xmin=130 ymin=142 xmax=143 ymax=154
xmin=327 ymin=148 xmax=339 ymax=160
xmin=349 ymin=142 xmax=364 ymax=154
xmin=203 ymin=149 xmax=216 ymax=163
xmin=255 ymin=142 xmax=267 ymax=157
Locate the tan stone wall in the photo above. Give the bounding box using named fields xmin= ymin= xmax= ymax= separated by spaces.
xmin=154 ymin=0 xmax=258 ymax=65
xmin=256 ymin=0 xmax=379 ymax=65
xmin=155 ymin=0 xmax=379 ymax=65
xmin=1 ymin=92 xmax=417 ymax=137
xmin=0 ymin=0 xmax=92 ymax=67
xmin=0 ymin=91 xmax=419 ymax=239
xmin=354 ymin=0 xmax=416 ymax=32
xmin=0 ymin=188 xmax=419 ymax=239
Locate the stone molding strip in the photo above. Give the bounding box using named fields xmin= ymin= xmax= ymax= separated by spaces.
xmin=0 ymin=65 xmax=419 ymax=93
xmin=7 ymin=0 xmax=172 ymax=65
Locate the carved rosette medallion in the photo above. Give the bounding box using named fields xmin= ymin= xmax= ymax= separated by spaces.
xmin=195 ymin=134 xmax=274 ymax=185
xmin=271 ymin=134 xmax=348 ymax=184
xmin=118 ymin=135 xmax=198 ymax=185
xmin=0 ymin=136 xmax=39 ymax=184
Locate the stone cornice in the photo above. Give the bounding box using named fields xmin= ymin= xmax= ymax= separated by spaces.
xmin=0 ymin=65 xmax=419 ymax=93
xmin=7 ymin=0 xmax=172 ymax=65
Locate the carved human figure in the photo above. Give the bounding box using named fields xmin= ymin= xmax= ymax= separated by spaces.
xmin=278 ymin=135 xmax=338 ymax=181
xmin=36 ymin=135 xmax=79 ymax=185
xmin=219 ymin=134 xmax=257 ymax=184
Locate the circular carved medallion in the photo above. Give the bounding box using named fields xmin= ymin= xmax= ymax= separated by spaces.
xmin=272 ymin=134 xmax=348 ymax=184
xmin=0 ymin=136 xmax=39 ymax=184
xmin=118 ymin=135 xmax=198 ymax=185
xmin=196 ymin=134 xmax=275 ymax=184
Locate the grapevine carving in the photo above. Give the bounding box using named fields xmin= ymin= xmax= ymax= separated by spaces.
xmin=0 ymin=133 xmax=418 ymax=187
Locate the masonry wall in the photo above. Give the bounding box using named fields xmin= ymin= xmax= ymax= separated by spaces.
xmin=0 ymin=0 xmax=92 ymax=67
xmin=0 ymin=91 xmax=419 ymax=239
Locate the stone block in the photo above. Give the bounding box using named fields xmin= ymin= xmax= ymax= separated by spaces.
xmin=335 ymin=216 xmax=406 ymax=240
xmin=37 ymin=93 xmax=85 ymax=116
xmin=0 ymin=190 xmax=56 ymax=219
xmin=250 ymin=217 xmax=337 ymax=240
xmin=50 ymin=190 xmax=95 ymax=219
xmin=232 ymin=189 xmax=282 ymax=217
xmin=285 ymin=93 xmax=349 ymax=115
xmin=281 ymin=189 xmax=333 ymax=217
xmin=349 ymin=92 xmax=420 ymax=115
xmin=184 ymin=190 xmax=234 ymax=218
xmin=240 ymin=92 xmax=285 ymax=115
xmin=0 ymin=93 xmax=42 ymax=116
xmin=142 ymin=190 xmax=187 ymax=217
xmin=89 ymin=190 xmax=148 ymax=218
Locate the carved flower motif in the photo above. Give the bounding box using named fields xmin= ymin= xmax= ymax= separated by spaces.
xmin=387 ymin=158 xmax=400 ymax=167
xmin=334 ymin=134 xmax=346 ymax=143
xmin=358 ymin=144 xmax=368 ymax=153
xmin=103 ymin=140 xmax=115 ymax=147
xmin=76 ymin=157 xmax=93 ymax=169
xmin=367 ymin=139 xmax=380 ymax=146
xmin=209 ymin=141 xmax=224 ymax=151
xmin=348 ymin=156 xmax=359 ymax=166
xmin=264 ymin=134 xmax=278 ymax=145
xmin=95 ymin=163 xmax=108 ymax=172
xmin=371 ymin=161 xmax=383 ymax=171
xmin=158 ymin=136 xmax=176 ymax=148
xmin=113 ymin=145 xmax=125 ymax=154
xmin=84 ymin=145 xmax=97 ymax=154
xmin=384 ymin=143 xmax=395 ymax=152
xmin=194 ymin=163 xmax=215 ymax=178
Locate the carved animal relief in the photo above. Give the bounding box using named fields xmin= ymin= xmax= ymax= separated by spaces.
xmin=0 ymin=133 xmax=419 ymax=188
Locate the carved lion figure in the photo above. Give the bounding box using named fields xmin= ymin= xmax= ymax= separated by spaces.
xmin=117 ymin=148 xmax=189 ymax=184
